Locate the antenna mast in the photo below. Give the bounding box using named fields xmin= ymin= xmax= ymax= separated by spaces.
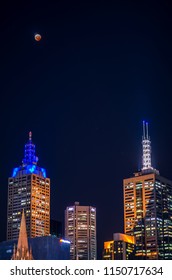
xmin=142 ymin=121 xmax=152 ymax=171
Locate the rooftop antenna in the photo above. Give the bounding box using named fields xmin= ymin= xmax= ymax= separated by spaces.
xmin=29 ymin=131 xmax=32 ymax=141
xmin=142 ymin=121 xmax=152 ymax=171
xmin=143 ymin=121 xmax=146 ymax=139
xmin=146 ymin=122 xmax=149 ymax=139
xmin=22 ymin=131 xmax=38 ymax=165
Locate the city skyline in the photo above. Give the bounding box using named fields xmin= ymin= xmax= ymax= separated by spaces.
xmin=1 ymin=1 xmax=172 ymax=260
xmin=1 ymin=121 xmax=172 ymax=259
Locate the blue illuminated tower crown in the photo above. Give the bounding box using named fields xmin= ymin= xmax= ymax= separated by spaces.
xmin=22 ymin=131 xmax=38 ymax=165
xmin=12 ymin=132 xmax=46 ymax=178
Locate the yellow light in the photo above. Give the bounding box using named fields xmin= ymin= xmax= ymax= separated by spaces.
xmin=104 ymin=241 xmax=114 ymax=249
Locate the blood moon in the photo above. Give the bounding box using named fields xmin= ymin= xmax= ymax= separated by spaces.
xmin=34 ymin=34 xmax=41 ymax=41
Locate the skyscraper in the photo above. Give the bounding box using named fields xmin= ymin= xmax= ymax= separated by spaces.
xmin=65 ymin=202 xmax=97 ymax=260
xmin=123 ymin=121 xmax=172 ymax=259
xmin=7 ymin=132 xmax=50 ymax=240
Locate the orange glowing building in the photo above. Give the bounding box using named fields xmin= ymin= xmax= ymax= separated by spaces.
xmin=7 ymin=132 xmax=50 ymax=241
xmin=103 ymin=233 xmax=135 ymax=260
xmin=123 ymin=122 xmax=172 ymax=259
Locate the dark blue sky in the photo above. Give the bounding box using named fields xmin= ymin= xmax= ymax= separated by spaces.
xmin=1 ymin=0 xmax=172 ymax=259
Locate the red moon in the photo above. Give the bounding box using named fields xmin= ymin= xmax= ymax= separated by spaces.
xmin=34 ymin=34 xmax=41 ymax=41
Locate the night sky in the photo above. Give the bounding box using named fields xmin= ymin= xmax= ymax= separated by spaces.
xmin=1 ymin=0 xmax=172 ymax=259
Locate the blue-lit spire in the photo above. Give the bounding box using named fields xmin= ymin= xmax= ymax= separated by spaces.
xmin=22 ymin=131 xmax=38 ymax=166
xmin=12 ymin=132 xmax=47 ymax=178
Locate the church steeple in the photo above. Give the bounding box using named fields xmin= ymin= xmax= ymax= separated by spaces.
xmin=17 ymin=209 xmax=29 ymax=251
xmin=11 ymin=210 xmax=33 ymax=260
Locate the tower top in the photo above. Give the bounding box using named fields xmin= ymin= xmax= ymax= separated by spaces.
xmin=12 ymin=132 xmax=47 ymax=178
xmin=22 ymin=131 xmax=38 ymax=165
xmin=142 ymin=121 xmax=152 ymax=171
xmin=29 ymin=131 xmax=32 ymax=141
xmin=141 ymin=121 xmax=159 ymax=174
xmin=142 ymin=121 xmax=149 ymax=140
xmin=75 ymin=201 xmax=80 ymax=206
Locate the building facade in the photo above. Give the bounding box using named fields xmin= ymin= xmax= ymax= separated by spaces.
xmin=65 ymin=202 xmax=96 ymax=260
xmin=103 ymin=233 xmax=135 ymax=260
xmin=123 ymin=122 xmax=172 ymax=259
xmin=7 ymin=132 xmax=50 ymax=240
xmin=103 ymin=240 xmax=114 ymax=260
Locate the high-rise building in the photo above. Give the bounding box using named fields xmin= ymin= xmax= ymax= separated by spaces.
xmin=7 ymin=132 xmax=50 ymax=241
xmin=65 ymin=201 xmax=96 ymax=260
xmin=103 ymin=233 xmax=135 ymax=260
xmin=123 ymin=121 xmax=172 ymax=259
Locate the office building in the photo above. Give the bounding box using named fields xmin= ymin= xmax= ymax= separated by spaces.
xmin=7 ymin=132 xmax=50 ymax=240
xmin=123 ymin=121 xmax=172 ymax=259
xmin=103 ymin=233 xmax=135 ymax=260
xmin=65 ymin=201 xmax=96 ymax=260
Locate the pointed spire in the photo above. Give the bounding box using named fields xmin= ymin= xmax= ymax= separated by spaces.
xmin=143 ymin=120 xmax=146 ymax=139
xmin=146 ymin=122 xmax=149 ymax=139
xmin=142 ymin=121 xmax=150 ymax=140
xmin=22 ymin=132 xmax=38 ymax=165
xmin=29 ymin=131 xmax=32 ymax=141
xmin=11 ymin=209 xmax=33 ymax=260
xmin=12 ymin=132 xmax=46 ymax=178
xmin=17 ymin=209 xmax=29 ymax=251
xmin=142 ymin=121 xmax=153 ymax=171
